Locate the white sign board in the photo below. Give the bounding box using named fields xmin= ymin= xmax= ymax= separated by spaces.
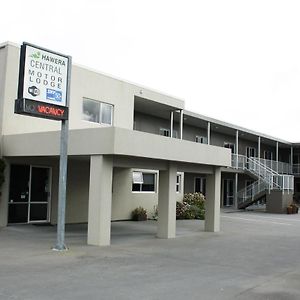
xmin=22 ymin=45 xmax=69 ymax=107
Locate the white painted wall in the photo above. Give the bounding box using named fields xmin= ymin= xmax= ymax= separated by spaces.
xmin=112 ymin=168 xmax=183 ymax=221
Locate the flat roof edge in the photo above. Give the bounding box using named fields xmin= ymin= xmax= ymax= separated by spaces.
xmin=184 ymin=110 xmax=292 ymax=145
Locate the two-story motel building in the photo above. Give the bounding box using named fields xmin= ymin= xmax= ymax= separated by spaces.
xmin=0 ymin=42 xmax=298 ymax=246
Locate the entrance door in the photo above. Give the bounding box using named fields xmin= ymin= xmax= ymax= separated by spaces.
xmin=195 ymin=177 xmax=206 ymax=195
xmin=8 ymin=165 xmax=51 ymax=224
xmin=223 ymin=179 xmax=234 ymax=206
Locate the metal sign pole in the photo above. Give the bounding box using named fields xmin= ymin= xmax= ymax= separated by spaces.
xmin=53 ymin=56 xmax=72 ymax=251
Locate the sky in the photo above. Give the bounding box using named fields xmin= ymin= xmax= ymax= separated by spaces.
xmin=1 ymin=0 xmax=300 ymax=141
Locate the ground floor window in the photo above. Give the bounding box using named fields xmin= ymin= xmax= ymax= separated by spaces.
xmin=132 ymin=171 xmax=156 ymax=192
xmin=195 ymin=177 xmax=206 ymax=195
xmin=176 ymin=174 xmax=182 ymax=193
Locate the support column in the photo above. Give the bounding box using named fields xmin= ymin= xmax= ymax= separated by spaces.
xmin=0 ymin=159 xmax=10 ymax=227
xmin=234 ymin=173 xmax=238 ymax=210
xmin=258 ymin=136 xmax=261 ymax=181
xmin=157 ymin=163 xmax=177 ymax=239
xmin=207 ymin=122 xmax=211 ymax=145
xmin=205 ymin=167 xmax=221 ymax=232
xmin=291 ymin=146 xmax=293 ymax=167
xmin=180 ymin=110 xmax=183 ymax=140
xmin=276 ymin=142 xmax=279 ymax=173
xmin=87 ymin=155 xmax=113 ymax=246
xmin=234 ymin=130 xmax=239 ymax=209
xmin=170 ymin=111 xmax=174 ymax=138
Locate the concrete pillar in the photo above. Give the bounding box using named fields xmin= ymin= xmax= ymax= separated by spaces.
xmin=157 ymin=163 xmax=177 ymax=239
xmin=170 ymin=111 xmax=174 ymax=138
xmin=0 ymin=159 xmax=10 ymax=227
xmin=207 ymin=122 xmax=211 ymax=145
xmin=258 ymin=136 xmax=261 ymax=159
xmin=276 ymin=142 xmax=279 ymax=172
xmin=205 ymin=167 xmax=221 ymax=232
xmin=180 ymin=110 xmax=183 ymax=140
xmin=87 ymin=155 xmax=113 ymax=246
xmin=234 ymin=173 xmax=238 ymax=209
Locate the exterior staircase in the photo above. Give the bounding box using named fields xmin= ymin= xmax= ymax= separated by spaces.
xmin=231 ymin=154 xmax=294 ymax=209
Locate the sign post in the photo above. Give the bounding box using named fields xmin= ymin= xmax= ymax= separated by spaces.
xmin=15 ymin=42 xmax=71 ymax=251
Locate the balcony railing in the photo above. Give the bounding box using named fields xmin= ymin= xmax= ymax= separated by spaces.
xmin=252 ymin=158 xmax=292 ymax=175
xmin=231 ymin=154 xmax=294 ymax=192
xmin=231 ymin=154 xmax=293 ymax=175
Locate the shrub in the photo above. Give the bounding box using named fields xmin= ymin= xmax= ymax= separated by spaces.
xmin=176 ymin=193 xmax=206 ymax=220
xmin=131 ymin=206 xmax=147 ymax=221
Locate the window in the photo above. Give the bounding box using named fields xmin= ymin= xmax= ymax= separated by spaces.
xmin=159 ymin=128 xmax=170 ymax=137
xmin=132 ymin=171 xmax=143 ymax=184
xmin=176 ymin=174 xmax=181 ymax=193
xmin=195 ymin=136 xmax=208 ymax=144
xmin=264 ymin=151 xmax=273 ymax=160
xmin=132 ymin=172 xmax=156 ymax=192
xmin=83 ymin=98 xmax=113 ymax=125
xmin=195 ymin=177 xmax=206 ymax=195
xmin=224 ymin=142 xmax=235 ymax=153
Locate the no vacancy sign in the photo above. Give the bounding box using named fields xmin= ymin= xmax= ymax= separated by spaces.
xmin=15 ymin=42 xmax=70 ymax=120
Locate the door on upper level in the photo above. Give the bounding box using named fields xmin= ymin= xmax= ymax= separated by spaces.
xmin=246 ymin=146 xmax=256 ymax=158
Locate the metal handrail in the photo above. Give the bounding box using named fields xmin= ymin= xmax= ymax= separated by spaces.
xmin=232 ymin=154 xmax=294 ymax=193
xmin=237 ymin=180 xmax=268 ymax=204
xmin=252 ymin=157 xmax=292 ymax=174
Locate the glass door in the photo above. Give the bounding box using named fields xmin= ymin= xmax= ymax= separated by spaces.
xmin=8 ymin=165 xmax=30 ymax=223
xmin=29 ymin=167 xmax=51 ymax=222
xmin=246 ymin=147 xmax=256 ymax=158
xmin=223 ymin=179 xmax=234 ymax=206
xmin=8 ymin=165 xmax=51 ymax=224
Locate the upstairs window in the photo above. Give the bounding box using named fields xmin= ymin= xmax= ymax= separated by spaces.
xmin=83 ymin=98 xmax=113 ymax=125
xmin=195 ymin=136 xmax=208 ymax=144
xmin=159 ymin=128 xmax=170 ymax=137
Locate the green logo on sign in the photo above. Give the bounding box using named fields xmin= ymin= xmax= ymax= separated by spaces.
xmin=30 ymin=51 xmax=41 ymax=59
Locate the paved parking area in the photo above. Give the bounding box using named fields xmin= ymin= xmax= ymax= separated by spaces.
xmin=1 ymin=211 xmax=300 ymax=300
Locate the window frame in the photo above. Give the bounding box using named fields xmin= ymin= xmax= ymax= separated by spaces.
xmin=159 ymin=128 xmax=170 ymax=137
xmin=176 ymin=174 xmax=182 ymax=193
xmin=132 ymin=171 xmax=157 ymax=193
xmin=195 ymin=136 xmax=208 ymax=144
xmin=82 ymin=98 xmax=114 ymax=126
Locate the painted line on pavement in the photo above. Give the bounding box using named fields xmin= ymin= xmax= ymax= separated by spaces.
xmin=221 ymin=215 xmax=292 ymax=226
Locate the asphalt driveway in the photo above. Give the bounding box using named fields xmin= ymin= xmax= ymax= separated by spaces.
xmin=1 ymin=211 xmax=300 ymax=300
